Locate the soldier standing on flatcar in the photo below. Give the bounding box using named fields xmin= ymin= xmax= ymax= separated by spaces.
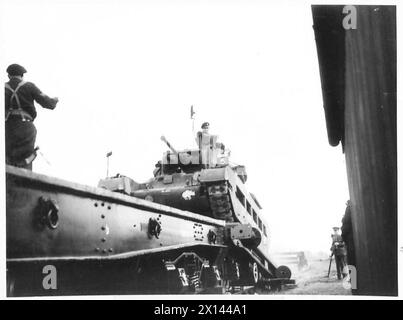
xmin=330 ymin=227 xmax=347 ymax=280
xmin=5 ymin=64 xmax=58 ymax=170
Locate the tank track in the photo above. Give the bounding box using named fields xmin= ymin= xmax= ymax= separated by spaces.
xmin=207 ymin=183 xmax=234 ymax=221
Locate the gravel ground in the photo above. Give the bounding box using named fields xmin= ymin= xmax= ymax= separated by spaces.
xmin=277 ymin=259 xmax=352 ymax=295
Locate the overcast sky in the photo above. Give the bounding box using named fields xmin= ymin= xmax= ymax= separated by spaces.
xmin=1 ymin=0 xmax=350 ymax=255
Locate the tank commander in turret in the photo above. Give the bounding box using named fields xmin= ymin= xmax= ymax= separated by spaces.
xmin=196 ymin=122 xmax=226 ymax=168
xmin=5 ymin=64 xmax=59 ymax=170
xmin=196 ymin=122 xmax=211 ymax=167
xmin=196 ymin=122 xmax=210 ymax=148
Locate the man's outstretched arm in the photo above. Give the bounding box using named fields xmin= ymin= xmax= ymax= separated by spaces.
xmin=31 ymin=83 xmax=58 ymax=109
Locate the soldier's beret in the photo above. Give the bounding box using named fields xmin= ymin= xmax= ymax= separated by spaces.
xmin=6 ymin=64 xmax=27 ymax=76
xmin=201 ymin=122 xmax=210 ymax=129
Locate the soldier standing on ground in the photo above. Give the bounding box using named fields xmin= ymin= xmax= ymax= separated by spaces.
xmin=330 ymin=227 xmax=347 ymax=280
xmin=5 ymin=64 xmax=58 ymax=170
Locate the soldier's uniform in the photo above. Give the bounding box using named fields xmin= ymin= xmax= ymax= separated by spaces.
xmin=331 ymin=228 xmax=348 ymax=279
xmin=196 ymin=122 xmax=227 ymax=168
xmin=4 ymin=64 xmax=58 ymax=169
xmin=196 ymin=122 xmax=213 ymax=168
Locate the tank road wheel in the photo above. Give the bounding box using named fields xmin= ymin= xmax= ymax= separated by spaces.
xmin=275 ymin=265 xmax=292 ymax=280
xmin=237 ymin=261 xmax=260 ymax=286
xmin=252 ymin=262 xmax=259 ymax=284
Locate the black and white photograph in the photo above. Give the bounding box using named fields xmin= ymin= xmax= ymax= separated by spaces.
xmin=0 ymin=0 xmax=399 ymax=301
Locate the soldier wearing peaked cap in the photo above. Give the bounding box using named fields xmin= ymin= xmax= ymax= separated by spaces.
xmin=330 ymin=226 xmax=348 ymax=280
xmin=196 ymin=122 xmax=212 ymax=167
xmin=5 ymin=64 xmax=59 ymax=170
xmin=195 ymin=122 xmax=227 ymax=168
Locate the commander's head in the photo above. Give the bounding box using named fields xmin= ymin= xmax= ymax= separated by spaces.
xmin=201 ymin=122 xmax=210 ymax=134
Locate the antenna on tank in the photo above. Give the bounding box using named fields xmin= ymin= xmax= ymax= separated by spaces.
xmin=106 ymin=151 xmax=112 ymax=178
xmin=190 ymin=105 xmax=196 ymax=136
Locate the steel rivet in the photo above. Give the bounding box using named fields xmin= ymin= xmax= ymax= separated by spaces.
xmin=102 ymin=249 xmax=107 ymax=253
xmin=108 ymin=248 xmax=113 ymax=253
xmin=95 ymin=248 xmax=100 ymax=252
xmin=101 ymin=203 xmax=105 ymax=207
xmin=101 ymin=238 xmax=106 ymax=242
xmin=94 ymin=203 xmax=98 ymax=207
xmin=101 ymin=214 xmax=105 ymax=219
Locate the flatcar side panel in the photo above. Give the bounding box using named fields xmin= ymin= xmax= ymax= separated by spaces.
xmin=6 ymin=170 xmax=224 ymax=261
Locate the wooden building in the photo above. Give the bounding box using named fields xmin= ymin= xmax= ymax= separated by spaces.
xmin=312 ymin=5 xmax=397 ymax=296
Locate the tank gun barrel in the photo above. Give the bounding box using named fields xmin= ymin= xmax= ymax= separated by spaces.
xmin=160 ymin=135 xmax=178 ymax=154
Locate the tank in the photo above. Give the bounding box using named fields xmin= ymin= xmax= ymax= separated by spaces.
xmin=99 ymin=133 xmax=271 ymax=259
